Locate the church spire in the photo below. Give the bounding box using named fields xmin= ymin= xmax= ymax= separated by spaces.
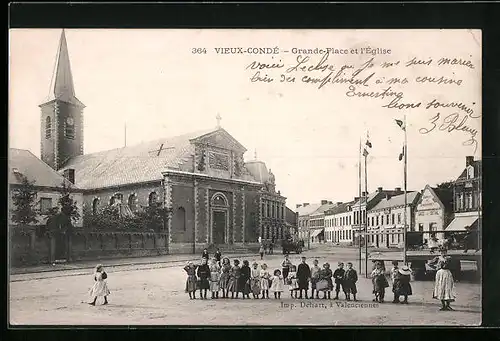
xmin=45 ymin=29 xmax=83 ymax=107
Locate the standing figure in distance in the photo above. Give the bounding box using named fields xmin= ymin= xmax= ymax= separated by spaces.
xmin=343 ymin=262 xmax=358 ymax=301
xmin=197 ymin=258 xmax=211 ymax=300
xmin=309 ymin=259 xmax=321 ymax=299
xmin=333 ymin=262 xmax=346 ymax=300
xmin=433 ymin=260 xmax=456 ymax=311
xmin=183 ymin=261 xmax=198 ymax=300
xmin=219 ymin=257 xmax=231 ymax=299
xmin=297 ymin=256 xmax=311 ymax=299
xmin=88 ymin=264 xmax=110 ymax=306
xmin=209 ymin=258 xmax=221 ymax=299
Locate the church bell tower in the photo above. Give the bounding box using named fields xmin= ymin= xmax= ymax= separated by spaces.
xmin=40 ymin=29 xmax=85 ymax=170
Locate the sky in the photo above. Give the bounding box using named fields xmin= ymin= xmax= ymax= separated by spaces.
xmin=9 ymin=29 xmax=481 ymax=209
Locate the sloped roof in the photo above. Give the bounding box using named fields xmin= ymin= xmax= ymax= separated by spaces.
xmin=352 ymin=191 xmax=381 ymax=207
xmin=245 ymin=160 xmax=269 ymax=183
xmin=296 ymin=203 xmax=322 ymax=216
xmin=310 ymin=202 xmax=337 ymax=217
xmin=371 ymin=192 xmax=420 ymax=211
xmin=9 ymin=148 xmax=76 ymax=189
xmin=325 ymin=201 xmax=355 ymax=216
xmin=431 ymin=187 xmax=454 ymax=213
xmin=60 ymin=128 xmax=217 ymax=189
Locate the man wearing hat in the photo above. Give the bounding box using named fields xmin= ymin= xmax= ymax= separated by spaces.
xmin=393 ymin=265 xmax=412 ymax=304
xmin=297 ymin=256 xmax=311 ymax=299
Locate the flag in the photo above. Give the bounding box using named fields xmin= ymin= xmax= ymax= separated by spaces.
xmin=363 ymin=148 xmax=369 ymax=157
xmin=395 ymin=119 xmax=405 ymax=130
xmin=398 ymin=146 xmax=405 ymax=161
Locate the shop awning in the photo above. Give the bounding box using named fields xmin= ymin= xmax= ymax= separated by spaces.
xmin=310 ymin=229 xmax=323 ymax=238
xmin=446 ymin=216 xmax=479 ymax=231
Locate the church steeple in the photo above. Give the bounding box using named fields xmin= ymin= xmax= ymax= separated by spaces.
xmin=40 ymin=29 xmax=85 ymax=170
xmin=45 ymin=29 xmax=84 ymax=107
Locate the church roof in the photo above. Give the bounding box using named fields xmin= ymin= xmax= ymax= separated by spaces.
xmin=9 ymin=148 xmax=77 ymax=189
xmin=60 ymin=127 xmax=259 ymax=190
xmin=41 ymin=30 xmax=84 ymax=107
xmin=60 ymin=128 xmax=215 ymax=189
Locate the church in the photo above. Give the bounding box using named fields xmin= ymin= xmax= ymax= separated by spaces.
xmin=39 ymin=30 xmax=287 ymax=253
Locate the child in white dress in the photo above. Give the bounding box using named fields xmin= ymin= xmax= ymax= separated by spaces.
xmin=260 ymin=263 xmax=270 ymax=299
xmin=287 ymin=265 xmax=299 ymax=298
xmin=89 ymin=264 xmax=110 ymax=306
xmin=270 ymin=269 xmax=285 ymax=299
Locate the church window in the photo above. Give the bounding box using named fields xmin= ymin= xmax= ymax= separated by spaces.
xmin=64 ymin=118 xmax=75 ymax=140
xmin=148 ymin=192 xmax=158 ymax=206
xmin=212 ymin=193 xmax=228 ymax=206
xmin=177 ymin=207 xmax=186 ymax=231
xmin=45 ymin=116 xmax=52 ymax=139
xmin=467 ymin=166 xmax=474 ymax=179
xmin=92 ymin=198 xmax=99 ymax=214
xmin=128 ymin=194 xmax=137 ymax=212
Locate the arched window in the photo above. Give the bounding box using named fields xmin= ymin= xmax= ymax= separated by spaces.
xmin=177 ymin=207 xmax=186 ymax=231
xmin=211 ymin=192 xmax=228 ymax=206
xmin=128 ymin=194 xmax=137 ymax=212
xmin=45 ymin=116 xmax=52 ymax=139
xmin=148 ymin=192 xmax=158 ymax=206
xmin=92 ymin=198 xmax=99 ymax=214
xmin=110 ymin=193 xmax=123 ymax=206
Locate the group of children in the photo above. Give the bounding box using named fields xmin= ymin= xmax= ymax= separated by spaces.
xmin=370 ymin=260 xmax=412 ymax=304
xmin=183 ymin=256 xmax=360 ymax=301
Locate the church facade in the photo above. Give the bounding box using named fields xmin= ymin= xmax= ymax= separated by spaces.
xmin=39 ymin=30 xmax=287 ymax=253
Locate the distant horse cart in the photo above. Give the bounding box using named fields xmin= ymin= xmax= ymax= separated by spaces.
xmin=281 ymin=239 xmax=303 ymax=254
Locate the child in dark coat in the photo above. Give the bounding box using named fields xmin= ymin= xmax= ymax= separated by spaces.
xmin=371 ymin=261 xmax=389 ymax=303
xmin=333 ymin=262 xmax=346 ymax=300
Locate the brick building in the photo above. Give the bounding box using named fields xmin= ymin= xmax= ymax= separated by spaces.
xmin=38 ymin=30 xmax=286 ymax=254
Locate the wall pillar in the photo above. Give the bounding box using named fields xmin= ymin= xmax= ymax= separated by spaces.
xmin=241 ymin=187 xmax=245 ymax=244
xmin=194 ymin=179 xmax=198 ymax=252
xmin=206 ymin=188 xmax=210 ymax=244
xmin=232 ymin=191 xmax=236 ymax=244
xmin=163 ymin=176 xmax=173 ymax=248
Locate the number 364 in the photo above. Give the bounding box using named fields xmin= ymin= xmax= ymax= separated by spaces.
xmin=192 ymin=48 xmax=207 ymax=54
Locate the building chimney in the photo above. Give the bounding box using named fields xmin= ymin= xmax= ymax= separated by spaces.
xmin=377 ymin=187 xmax=383 ymax=192
xmin=328 ymin=201 xmax=333 ymax=204
xmin=466 ymin=156 xmax=474 ymax=166
xmin=321 ymin=200 xmax=328 ymax=205
xmin=303 ymin=203 xmax=309 ymax=207
xmin=362 ymin=191 xmax=367 ymax=196
xmin=336 ymin=202 xmax=343 ymax=205
xmin=395 ymin=187 xmax=401 ymax=192
xmin=354 ymin=197 xmax=360 ymax=201
xmin=296 ymin=204 xmax=302 ymax=209
xmin=63 ymin=169 xmax=75 ymax=184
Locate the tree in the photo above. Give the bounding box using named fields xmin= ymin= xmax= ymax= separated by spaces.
xmin=11 ymin=174 xmax=39 ymax=225
xmin=436 ymin=181 xmax=454 ymax=190
xmin=56 ymin=181 xmax=81 ymax=224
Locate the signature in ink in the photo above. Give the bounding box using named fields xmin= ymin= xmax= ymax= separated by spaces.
xmin=419 ymin=112 xmax=479 ymax=153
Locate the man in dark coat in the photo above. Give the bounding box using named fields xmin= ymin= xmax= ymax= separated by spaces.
xmin=201 ymin=248 xmax=210 ymax=260
xmin=297 ymin=256 xmax=311 ymax=299
xmin=333 ymin=262 xmax=346 ymax=300
xmin=343 ymin=262 xmax=358 ymax=301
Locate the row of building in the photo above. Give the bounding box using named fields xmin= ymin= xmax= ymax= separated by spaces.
xmin=297 ymin=156 xmax=482 ymax=248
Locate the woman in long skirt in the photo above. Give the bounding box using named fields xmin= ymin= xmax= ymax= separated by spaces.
xmin=219 ymin=258 xmax=231 ymax=298
xmin=209 ymin=258 xmax=221 ymax=299
xmin=433 ymin=260 xmax=457 ymax=311
xmin=250 ymin=262 xmax=261 ymax=298
xmin=88 ymin=264 xmax=110 ymax=305
xmin=260 ymin=263 xmax=270 ymax=299
xmin=184 ymin=261 xmax=198 ymax=299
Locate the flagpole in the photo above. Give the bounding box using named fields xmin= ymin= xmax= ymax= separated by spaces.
xmin=358 ymin=138 xmax=362 ymax=275
xmin=403 ymin=114 xmax=408 ymax=265
xmin=364 ymin=134 xmax=368 ymax=278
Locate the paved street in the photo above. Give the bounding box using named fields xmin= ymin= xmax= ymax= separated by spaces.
xmin=9 ymin=246 xmax=481 ymax=326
